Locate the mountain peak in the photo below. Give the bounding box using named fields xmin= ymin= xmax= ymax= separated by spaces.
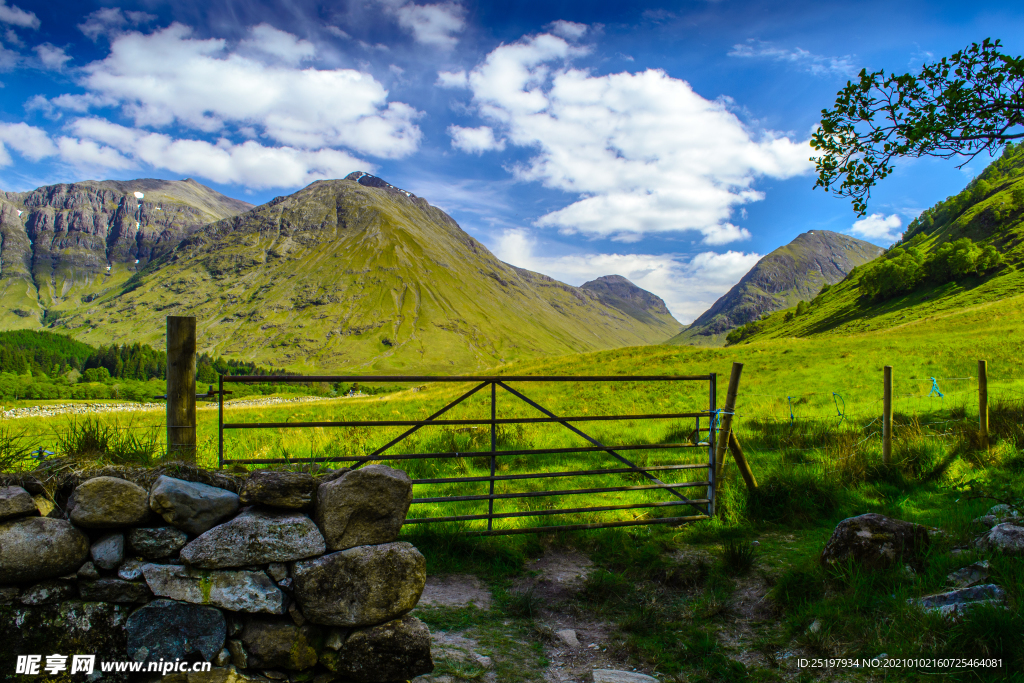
xmin=581 ymin=274 xmax=673 ymax=323
xmin=344 ymin=171 xmax=417 ymax=198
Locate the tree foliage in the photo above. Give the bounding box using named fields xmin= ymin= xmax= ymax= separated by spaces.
xmin=860 ymin=238 xmax=1002 ymax=301
xmin=812 ymin=39 xmax=1024 ymax=215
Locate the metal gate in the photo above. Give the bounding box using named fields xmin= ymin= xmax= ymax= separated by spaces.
xmin=218 ymin=374 xmax=718 ymax=536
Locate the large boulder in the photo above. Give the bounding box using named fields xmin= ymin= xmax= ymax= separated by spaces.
xmin=180 ymin=509 xmax=325 ymax=568
xmin=320 ymin=615 xmax=432 ymax=682
xmin=142 ymin=564 xmax=286 ymax=614
xmin=128 ymin=527 xmax=190 ymax=559
xmin=78 ymin=578 xmax=151 ymax=602
xmin=975 ymin=522 xmax=1024 ymax=555
xmin=292 ymin=541 xmax=425 ymax=627
xmin=149 ymin=476 xmax=239 ymax=535
xmin=239 ymin=471 xmax=316 ymax=510
xmin=0 ymin=517 xmax=90 ymax=583
xmin=69 ymin=476 xmax=151 ymax=529
xmin=126 ymin=599 xmax=226 ymax=663
xmin=315 ymin=465 xmax=412 ymax=551
xmin=91 ymin=532 xmax=125 ymax=570
xmin=820 ymin=513 xmax=930 ymax=571
xmin=238 ymin=618 xmax=322 ymax=670
xmin=0 ymin=486 xmax=37 ymax=522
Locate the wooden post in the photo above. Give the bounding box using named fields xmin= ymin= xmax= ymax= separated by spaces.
xmin=728 ymin=431 xmax=758 ymax=490
xmin=882 ymin=365 xmax=893 ymax=465
xmin=978 ymin=360 xmax=989 ymax=451
xmin=166 ymin=316 xmax=197 ymax=464
xmin=714 ymin=362 xmax=743 ymax=488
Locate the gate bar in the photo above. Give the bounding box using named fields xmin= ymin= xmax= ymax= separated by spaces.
xmin=413 ymin=463 xmax=709 ymax=485
xmin=405 ymin=499 xmax=712 ymax=524
xmin=221 ymin=412 xmax=710 ymax=429
xmin=222 ymin=374 xmax=713 ymax=382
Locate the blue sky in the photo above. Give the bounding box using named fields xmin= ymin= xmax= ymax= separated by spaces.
xmin=1 ymin=0 xmax=1022 ymax=322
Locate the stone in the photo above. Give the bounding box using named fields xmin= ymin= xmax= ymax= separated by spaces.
xmin=214 ymin=649 xmax=232 ymax=667
xmin=0 ymin=517 xmax=90 ymax=583
xmin=228 ymin=639 xmax=249 ymax=668
xmin=180 ymin=509 xmax=326 ymax=568
xmin=119 ymin=558 xmax=148 ymax=580
xmin=31 ymin=494 xmax=55 ymax=518
xmin=78 ymin=561 xmax=100 ymax=580
xmin=555 ymin=628 xmax=580 ymax=647
xmin=20 ymin=580 xmax=76 ymax=605
xmin=69 ymin=476 xmax=150 ymax=528
xmin=126 ymin=599 xmax=226 ymax=664
xmin=129 ymin=527 xmax=190 ymax=559
xmin=292 ymin=541 xmax=426 ymax=627
xmin=0 ymin=585 xmax=18 ymax=604
xmin=79 ymin=578 xmax=151 ymax=602
xmin=239 ymin=618 xmax=322 ymax=670
xmin=0 ymin=486 xmax=37 ymax=521
xmin=911 ymin=584 xmax=1007 ymax=619
xmin=592 ymin=671 xmax=660 ymax=683
xmin=820 ymin=513 xmax=930 ymax=571
xmin=239 ymin=471 xmax=316 ymax=509
xmin=320 ymin=615 xmax=432 ymax=682
xmin=267 ymin=563 xmax=288 ymax=582
xmin=91 ymin=532 xmax=125 ymax=570
xmin=974 ymin=503 xmax=1022 ymax=528
xmin=289 ymin=602 xmax=306 ymax=626
xmin=947 ymin=560 xmax=990 ymax=588
xmin=315 ymin=465 xmax=412 ymax=551
xmin=975 ymin=522 xmax=1024 ymax=555
xmin=324 ymin=629 xmax=347 ymax=650
xmin=143 ymin=564 xmax=286 ymax=614
xmin=149 ymin=476 xmax=240 ymax=535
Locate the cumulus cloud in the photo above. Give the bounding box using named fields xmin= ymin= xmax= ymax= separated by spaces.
xmin=452 ymin=31 xmax=812 ymax=243
xmin=850 ymin=213 xmax=902 ymax=242
xmin=492 ymin=228 xmax=761 ymax=322
xmin=0 ymin=0 xmax=38 ymax=29
xmin=0 ymin=121 xmax=58 ymax=165
xmin=45 ymin=23 xmax=422 ymax=159
xmin=728 ymin=39 xmax=857 ymax=78
xmin=448 ymin=125 xmax=504 ymax=153
xmin=33 ymin=43 xmax=71 ymax=70
xmin=382 ymin=1 xmax=466 ymax=49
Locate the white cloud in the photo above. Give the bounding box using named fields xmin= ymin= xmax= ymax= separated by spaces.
xmin=78 ymin=8 xmax=153 ymax=42
xmin=728 ymin=40 xmax=857 ymax=78
xmin=0 ymin=0 xmax=38 ymax=29
xmin=850 ymin=213 xmax=902 ymax=242
xmin=546 ymin=20 xmax=587 ymax=40
xmin=56 ymin=136 xmax=135 ymax=169
xmin=448 ymin=125 xmax=504 ymax=153
xmin=455 ymin=31 xmax=812 ymax=243
xmin=387 ymin=1 xmax=466 ymax=49
xmin=33 ymin=43 xmax=71 ymax=70
xmin=239 ymin=23 xmax=315 ymax=65
xmin=492 ymin=228 xmax=761 ymax=322
xmin=0 ymin=121 xmax=58 ymax=165
xmin=436 ymin=69 xmax=467 ymax=88
xmin=49 ymin=23 xmax=421 ymax=159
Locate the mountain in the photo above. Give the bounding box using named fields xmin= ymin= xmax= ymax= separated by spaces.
xmin=0 ymin=178 xmax=252 ymax=329
xmin=43 ymin=173 xmax=682 ymax=373
xmin=671 ymin=230 xmax=884 ymax=346
xmin=729 ymin=143 xmax=1024 ymax=344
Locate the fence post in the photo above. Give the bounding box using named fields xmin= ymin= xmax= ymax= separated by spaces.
xmin=978 ymin=359 xmax=989 ymax=451
xmin=882 ymin=365 xmax=892 ymax=465
xmin=714 ymin=362 xmax=743 ymax=487
xmin=167 ymin=316 xmax=197 ymax=464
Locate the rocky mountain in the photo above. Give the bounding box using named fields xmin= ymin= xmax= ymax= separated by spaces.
xmin=671 ymin=230 xmax=883 ymax=346
xmin=42 ymin=173 xmax=682 ymax=373
xmin=0 ymin=179 xmax=252 ymax=329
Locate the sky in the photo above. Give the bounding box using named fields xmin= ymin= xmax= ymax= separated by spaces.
xmin=1 ymin=1 xmax=1022 ymax=323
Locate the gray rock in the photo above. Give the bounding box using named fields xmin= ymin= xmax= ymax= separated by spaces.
xmin=288 ymin=602 xmax=306 ymax=626
xmin=79 ymin=578 xmax=151 ymax=602
xmin=320 ymin=615 xmax=432 ymax=682
xmin=69 ymin=476 xmax=150 ymax=529
xmin=0 ymin=486 xmax=37 ymax=522
xmin=180 ymin=509 xmax=325 ymax=568
xmin=315 ymin=465 xmax=412 ymax=551
xmin=239 ymin=471 xmax=316 ymax=510
xmin=126 ymin=599 xmax=226 ymax=663
xmin=228 ymin=639 xmax=249 ymax=668
xmin=78 ymin=561 xmax=100 ymax=580
xmin=20 ymin=580 xmax=76 ymax=605
xmin=947 ymin=560 xmax=990 ymax=588
xmin=0 ymin=517 xmax=90 ymax=583
xmin=593 ymin=671 xmax=660 ymax=683
xmin=91 ymin=532 xmax=125 ymax=570
xmin=292 ymin=541 xmax=425 ymax=627
xmin=911 ymin=584 xmax=1007 ymax=619
xmin=118 ymin=558 xmax=148 ymax=580
xmin=974 ymin=504 xmax=1022 ymax=528
xmin=267 ymin=563 xmax=288 ymax=582
xmin=556 ymin=628 xmax=580 ymax=647
xmin=142 ymin=564 xmax=286 ymax=614
xmin=149 ymin=476 xmax=239 ymax=535
xmin=128 ymin=527 xmax=190 ymax=559
xmin=975 ymin=522 xmax=1024 ymax=555
xmin=214 ymin=648 xmax=232 ymax=668
xmin=820 ymin=513 xmax=931 ymax=571
xmin=239 ymin=618 xmax=322 ymax=670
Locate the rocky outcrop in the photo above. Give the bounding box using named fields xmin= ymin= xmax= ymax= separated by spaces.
xmin=0 ymin=517 xmax=90 ymax=582
xmin=820 ymin=513 xmax=931 ymax=571
xmin=179 ymin=508 xmax=325 ymax=568
xmin=149 ymin=476 xmax=239 ymax=534
xmin=316 ymin=465 xmax=412 ymax=550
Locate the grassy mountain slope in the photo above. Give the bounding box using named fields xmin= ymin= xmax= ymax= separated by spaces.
xmin=732 ymin=143 xmax=1024 ymax=344
xmin=0 ymin=178 xmax=252 ymax=330
xmin=51 ymin=174 xmax=682 ymax=373
xmin=671 ymin=230 xmax=883 ymax=346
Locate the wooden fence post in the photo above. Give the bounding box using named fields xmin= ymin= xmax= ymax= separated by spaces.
xmin=882 ymin=365 xmax=892 ymax=465
xmin=167 ymin=316 xmax=197 ymax=464
xmin=978 ymin=360 xmax=989 ymax=451
xmin=714 ymin=362 xmax=743 ymax=487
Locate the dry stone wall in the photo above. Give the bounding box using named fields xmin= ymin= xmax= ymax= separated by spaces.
xmin=0 ymin=464 xmax=433 ymax=683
